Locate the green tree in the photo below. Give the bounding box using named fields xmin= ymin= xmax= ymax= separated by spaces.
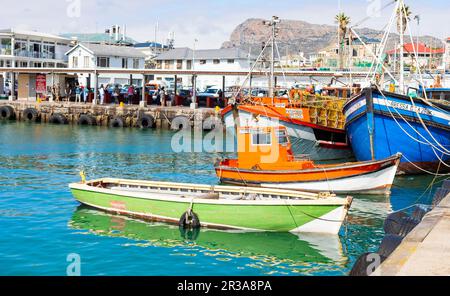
xmin=335 ymin=13 xmax=351 ymax=70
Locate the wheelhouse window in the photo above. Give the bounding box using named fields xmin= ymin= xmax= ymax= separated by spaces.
xmin=213 ymin=59 xmax=220 ymax=64
xmin=251 ymin=132 xmax=272 ymax=146
xmin=276 ymin=129 xmax=289 ymax=145
xmin=227 ymin=59 xmax=235 ymax=64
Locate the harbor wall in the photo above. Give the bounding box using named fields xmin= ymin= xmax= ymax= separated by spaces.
xmin=0 ymin=101 xmax=221 ymax=131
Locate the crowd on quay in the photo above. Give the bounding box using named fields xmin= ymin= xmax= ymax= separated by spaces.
xmin=48 ymin=83 xmax=171 ymax=106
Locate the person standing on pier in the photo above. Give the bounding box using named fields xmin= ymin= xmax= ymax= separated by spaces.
xmin=160 ymin=87 xmax=166 ymax=107
xmin=113 ymin=84 xmax=120 ymax=104
xmin=75 ymin=84 xmax=82 ymax=103
xmin=82 ymin=85 xmax=88 ymax=104
xmin=99 ymin=85 xmax=105 ymax=105
xmin=127 ymin=85 xmax=134 ymax=105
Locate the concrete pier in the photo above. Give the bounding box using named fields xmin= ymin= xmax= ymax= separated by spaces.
xmin=0 ymin=101 xmax=220 ymax=130
xmin=373 ymin=192 xmax=450 ymax=276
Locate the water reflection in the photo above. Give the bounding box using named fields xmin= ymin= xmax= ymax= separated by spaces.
xmin=70 ymin=206 xmax=350 ymax=274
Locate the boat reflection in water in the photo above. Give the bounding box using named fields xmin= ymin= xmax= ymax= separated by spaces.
xmin=69 ymin=206 xmax=349 ymax=271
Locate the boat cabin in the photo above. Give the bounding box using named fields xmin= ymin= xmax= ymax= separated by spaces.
xmin=226 ymin=126 xmax=315 ymax=170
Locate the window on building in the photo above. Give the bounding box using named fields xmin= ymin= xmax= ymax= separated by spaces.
xmin=227 ymin=59 xmax=235 ymax=64
xmin=199 ymin=60 xmax=206 ymax=65
xmin=177 ymin=60 xmax=183 ymax=70
xmin=213 ymin=59 xmax=220 ymax=64
xmin=164 ymin=60 xmax=174 ymax=70
xmin=42 ymin=43 xmax=55 ymax=59
xmin=97 ymin=57 xmax=110 ymax=68
xmin=84 ymin=56 xmax=90 ymax=68
xmin=122 ymin=58 xmax=128 ymax=69
xmin=133 ymin=58 xmax=140 ymax=69
xmin=72 ymin=56 xmax=78 ymax=68
xmin=156 ymin=60 xmax=162 ymax=69
xmin=186 ymin=60 xmax=192 ymax=70
xmin=0 ymin=39 xmax=12 ymax=55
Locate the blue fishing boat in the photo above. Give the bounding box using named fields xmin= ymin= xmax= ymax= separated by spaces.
xmin=343 ymin=86 xmax=450 ymax=174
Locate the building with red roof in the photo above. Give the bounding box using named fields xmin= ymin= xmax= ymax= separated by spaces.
xmin=387 ymin=42 xmax=445 ymax=69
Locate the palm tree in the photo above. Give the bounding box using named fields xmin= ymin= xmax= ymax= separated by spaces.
xmin=396 ymin=2 xmax=412 ymax=34
xmin=335 ymin=13 xmax=351 ymax=70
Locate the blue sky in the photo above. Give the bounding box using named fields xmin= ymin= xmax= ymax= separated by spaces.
xmin=0 ymin=0 xmax=448 ymax=48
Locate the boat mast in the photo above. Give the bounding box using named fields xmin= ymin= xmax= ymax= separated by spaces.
xmin=265 ymin=16 xmax=280 ymax=100
xmin=399 ymin=0 xmax=405 ymax=94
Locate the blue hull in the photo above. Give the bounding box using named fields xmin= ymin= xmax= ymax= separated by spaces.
xmin=343 ymin=88 xmax=450 ymax=174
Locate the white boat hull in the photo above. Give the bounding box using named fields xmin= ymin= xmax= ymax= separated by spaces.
xmin=259 ymin=164 xmax=399 ymax=195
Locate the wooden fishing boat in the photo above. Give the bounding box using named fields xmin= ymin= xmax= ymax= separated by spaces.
xmin=215 ymin=126 xmax=401 ymax=195
xmin=69 ymin=178 xmax=352 ymax=235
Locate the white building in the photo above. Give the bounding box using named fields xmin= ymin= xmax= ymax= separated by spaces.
xmin=154 ymin=47 xmax=256 ymax=89
xmin=0 ymin=28 xmax=73 ymax=97
xmin=66 ymin=43 xmax=146 ymax=87
xmin=279 ymin=52 xmax=309 ymax=68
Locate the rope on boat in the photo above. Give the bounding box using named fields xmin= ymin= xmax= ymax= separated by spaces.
xmin=284 ymin=201 xmax=347 ymax=223
xmin=376 ymin=86 xmax=450 ymax=164
xmin=408 ymin=96 xmax=450 ymax=155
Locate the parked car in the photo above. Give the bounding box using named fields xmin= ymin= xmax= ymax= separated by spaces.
xmin=196 ymin=87 xmax=224 ymax=107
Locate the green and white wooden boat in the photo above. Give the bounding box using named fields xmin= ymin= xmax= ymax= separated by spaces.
xmin=69 ymin=178 xmax=353 ymax=234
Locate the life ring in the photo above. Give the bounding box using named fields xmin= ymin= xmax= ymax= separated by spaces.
xmin=170 ymin=115 xmax=190 ymax=130
xmin=22 ymin=108 xmax=40 ymax=122
xmin=179 ymin=210 xmax=201 ymax=229
xmin=109 ymin=116 xmax=124 ymax=128
xmin=77 ymin=114 xmax=96 ymax=126
xmin=138 ymin=114 xmax=155 ymax=129
xmin=202 ymin=116 xmax=222 ymax=130
xmin=0 ymin=105 xmax=15 ymax=120
xmin=49 ymin=113 xmax=68 ymax=125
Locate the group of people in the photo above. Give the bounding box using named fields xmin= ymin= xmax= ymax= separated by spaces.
xmin=69 ymin=84 xmax=137 ymax=105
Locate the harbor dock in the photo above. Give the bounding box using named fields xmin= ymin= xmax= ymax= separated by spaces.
xmin=373 ymin=190 xmax=450 ymax=276
xmin=0 ymin=101 xmax=220 ymax=130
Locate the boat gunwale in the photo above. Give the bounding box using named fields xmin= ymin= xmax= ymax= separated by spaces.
xmin=216 ymin=153 xmax=401 ymax=176
xmin=344 ymin=86 xmax=450 ymax=112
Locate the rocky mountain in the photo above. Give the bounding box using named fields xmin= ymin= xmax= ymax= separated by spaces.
xmin=221 ymin=18 xmax=443 ymax=57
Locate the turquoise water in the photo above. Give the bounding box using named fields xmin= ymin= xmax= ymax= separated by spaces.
xmin=0 ymin=122 xmax=440 ymax=276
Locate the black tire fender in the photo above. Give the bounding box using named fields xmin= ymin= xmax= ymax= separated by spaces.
xmin=138 ymin=114 xmax=155 ymax=129
xmin=22 ymin=108 xmax=40 ymax=122
xmin=109 ymin=116 xmax=124 ymax=128
xmin=49 ymin=113 xmax=68 ymax=125
xmin=78 ymin=114 xmax=96 ymax=126
xmin=0 ymin=105 xmax=15 ymax=120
